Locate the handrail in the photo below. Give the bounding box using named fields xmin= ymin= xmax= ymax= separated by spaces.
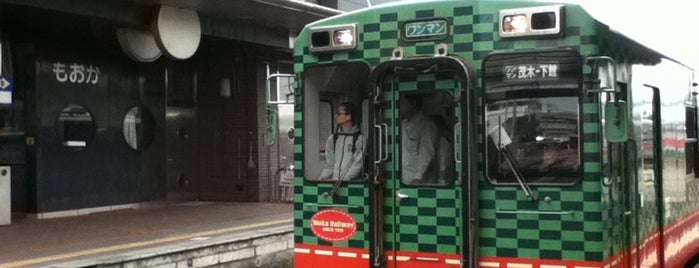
xmin=303 ymin=203 xmax=363 ymax=209
xmin=373 ymin=124 xmax=383 ymax=164
xmin=496 ymin=209 xmax=575 ymax=215
xmin=585 ymin=56 xmax=617 ymax=94
xmin=454 ymin=122 xmax=462 ymax=164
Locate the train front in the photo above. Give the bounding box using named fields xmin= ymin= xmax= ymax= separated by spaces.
xmin=291 ymin=1 xmax=480 ymax=267
xmin=291 ymin=1 xmax=615 ymax=267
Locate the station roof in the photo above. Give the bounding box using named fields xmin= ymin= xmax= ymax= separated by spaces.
xmin=129 ymin=0 xmax=343 ymax=33
xmin=0 ymin=0 xmax=343 ymax=50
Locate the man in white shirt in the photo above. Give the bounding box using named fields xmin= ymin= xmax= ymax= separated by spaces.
xmin=400 ymin=94 xmax=439 ymax=184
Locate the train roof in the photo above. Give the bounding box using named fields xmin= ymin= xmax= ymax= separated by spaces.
xmin=304 ymin=0 xmax=692 ymax=69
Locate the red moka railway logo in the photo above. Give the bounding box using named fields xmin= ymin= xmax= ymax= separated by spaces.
xmin=310 ymin=208 xmax=357 ymax=242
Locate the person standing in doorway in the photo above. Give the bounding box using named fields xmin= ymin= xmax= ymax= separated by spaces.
xmin=319 ymin=102 xmax=366 ymax=181
xmin=400 ymin=94 xmax=439 ymax=184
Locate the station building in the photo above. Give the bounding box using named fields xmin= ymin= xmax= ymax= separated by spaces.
xmin=0 ymin=0 xmax=343 ymax=219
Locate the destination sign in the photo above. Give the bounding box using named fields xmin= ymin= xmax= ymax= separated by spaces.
xmin=404 ymin=19 xmax=448 ymax=40
xmin=504 ymin=63 xmax=560 ymax=81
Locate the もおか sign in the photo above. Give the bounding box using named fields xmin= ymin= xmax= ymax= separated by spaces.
xmin=310 ymin=208 xmax=357 ymax=242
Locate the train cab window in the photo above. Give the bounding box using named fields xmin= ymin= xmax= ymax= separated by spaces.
xmin=56 ymin=104 xmax=95 ymax=149
xmin=483 ymin=50 xmax=582 ymax=185
xmin=123 ymin=105 xmax=156 ymax=151
xmin=302 ymin=63 xmax=370 ymax=182
xmin=400 ymin=92 xmax=456 ymax=186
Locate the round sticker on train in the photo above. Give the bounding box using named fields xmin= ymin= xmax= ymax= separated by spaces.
xmin=310 ymin=208 xmax=357 ymax=242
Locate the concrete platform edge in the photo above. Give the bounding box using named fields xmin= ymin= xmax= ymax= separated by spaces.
xmin=42 ymin=224 xmax=294 ymax=268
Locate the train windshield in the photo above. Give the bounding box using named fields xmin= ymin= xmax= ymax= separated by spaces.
xmin=483 ymin=50 xmax=582 ymax=185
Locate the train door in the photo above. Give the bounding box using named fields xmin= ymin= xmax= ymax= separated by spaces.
xmin=620 ymin=83 xmax=640 ymax=268
xmin=631 ymin=84 xmax=663 ymax=267
xmin=370 ymin=56 xmax=475 ymax=268
xmin=604 ymin=82 xmax=640 ymax=267
xmin=610 ymin=84 xmax=639 ymax=267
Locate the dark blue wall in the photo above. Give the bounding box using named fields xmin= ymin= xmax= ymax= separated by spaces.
xmin=32 ymin=48 xmax=165 ymax=212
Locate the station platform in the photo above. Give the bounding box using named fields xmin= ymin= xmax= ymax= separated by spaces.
xmin=0 ymin=201 xmax=294 ymax=268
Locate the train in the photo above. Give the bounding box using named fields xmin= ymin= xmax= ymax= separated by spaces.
xmin=281 ymin=0 xmax=699 ymax=267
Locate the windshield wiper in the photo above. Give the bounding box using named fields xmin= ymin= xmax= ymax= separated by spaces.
xmin=489 ymin=125 xmax=538 ymax=201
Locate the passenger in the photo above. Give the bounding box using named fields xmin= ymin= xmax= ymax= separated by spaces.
xmin=318 ymin=102 xmax=366 ymax=181
xmin=400 ymin=94 xmax=439 ymax=184
xmin=430 ymin=114 xmax=454 ymax=185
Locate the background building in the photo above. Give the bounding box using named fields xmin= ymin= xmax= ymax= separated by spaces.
xmin=0 ymin=0 xmax=340 ymax=218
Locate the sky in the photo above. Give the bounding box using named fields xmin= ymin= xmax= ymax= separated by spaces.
xmin=569 ymin=1 xmax=699 ymax=71
xmin=358 ymin=0 xmax=699 ymax=71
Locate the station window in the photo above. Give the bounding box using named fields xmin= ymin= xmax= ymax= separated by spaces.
xmin=0 ymin=36 xmax=24 ymax=146
xmin=302 ymin=63 xmax=370 ymax=182
xmin=123 ymin=104 xmax=156 ymax=151
xmin=0 ymin=102 xmax=23 ymax=137
xmin=56 ymin=104 xmax=95 ymax=149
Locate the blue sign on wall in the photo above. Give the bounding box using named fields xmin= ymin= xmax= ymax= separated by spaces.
xmin=0 ymin=76 xmax=13 ymax=92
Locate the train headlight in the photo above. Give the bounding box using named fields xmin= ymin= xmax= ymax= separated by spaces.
xmin=310 ymin=24 xmax=357 ymax=53
xmin=500 ymin=5 xmax=563 ymax=38
xmin=503 ymin=14 xmax=528 ymax=33
xmin=333 ymin=29 xmax=354 ymax=46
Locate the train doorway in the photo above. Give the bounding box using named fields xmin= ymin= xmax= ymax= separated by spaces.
xmin=369 ymin=56 xmax=476 ymax=267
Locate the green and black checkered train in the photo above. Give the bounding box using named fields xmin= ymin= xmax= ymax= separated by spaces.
xmin=288 ymin=1 xmax=699 ymax=267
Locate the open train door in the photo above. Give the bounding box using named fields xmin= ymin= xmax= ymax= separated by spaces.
xmin=369 ymin=53 xmax=477 ymax=268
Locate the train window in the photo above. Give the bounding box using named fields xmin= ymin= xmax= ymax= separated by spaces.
xmin=56 ymin=104 xmax=95 ymax=149
xmin=400 ymin=92 xmax=456 ymax=186
xmin=485 ymin=96 xmax=580 ymax=185
xmin=302 ymin=63 xmax=370 ymax=182
xmin=483 ymin=50 xmax=582 ymax=186
xmin=123 ymin=105 xmax=156 ymax=151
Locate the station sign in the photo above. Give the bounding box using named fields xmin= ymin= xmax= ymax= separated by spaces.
xmin=51 ymin=62 xmax=101 ymax=84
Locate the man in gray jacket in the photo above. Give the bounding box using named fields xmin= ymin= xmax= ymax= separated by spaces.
xmin=319 ymin=102 xmax=366 ymax=181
